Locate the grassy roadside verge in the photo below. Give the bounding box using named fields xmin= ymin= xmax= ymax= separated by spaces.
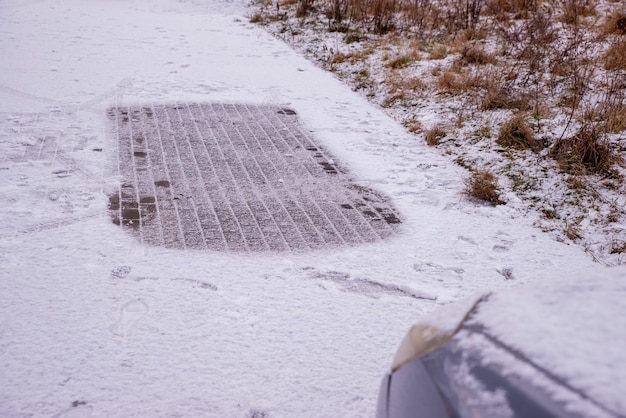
xmin=250 ymin=0 xmax=626 ymax=265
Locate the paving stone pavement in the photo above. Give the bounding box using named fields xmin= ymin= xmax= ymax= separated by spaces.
xmin=108 ymin=102 xmax=402 ymax=252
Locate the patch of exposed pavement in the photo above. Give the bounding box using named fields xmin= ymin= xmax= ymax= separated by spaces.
xmin=108 ymin=103 xmax=402 ymax=252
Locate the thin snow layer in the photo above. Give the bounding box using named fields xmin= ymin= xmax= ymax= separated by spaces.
xmin=471 ymin=268 xmax=626 ymax=416
xmin=0 ymin=0 xmax=618 ymax=416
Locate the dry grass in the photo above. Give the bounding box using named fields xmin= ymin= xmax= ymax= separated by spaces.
xmin=250 ymin=1 xmax=626 ymax=264
xmin=437 ymin=70 xmax=459 ymax=90
xmin=603 ymin=38 xmax=626 ymax=71
xmin=585 ymin=92 xmax=626 ymax=134
xmin=564 ymin=221 xmax=582 ymax=241
xmin=560 ymin=0 xmax=598 ymax=25
xmin=481 ymin=85 xmax=527 ymax=110
xmin=430 ymin=65 xmax=442 ymax=77
xmin=330 ymin=51 xmax=349 ymax=64
xmin=427 ymin=44 xmax=452 ymax=60
xmin=330 ymin=48 xmax=371 ymax=65
xmin=295 ymin=0 xmax=315 ymax=17
xmin=262 ymin=0 xmax=625 ymax=140
xmin=402 ymin=115 xmax=423 ymax=133
xmin=424 ymin=126 xmax=447 ymax=146
xmin=251 ymin=0 xmax=626 ymax=263
xmin=343 ymin=31 xmax=365 ymax=44
xmin=385 ymin=72 xmax=426 ymax=93
xmin=497 ymin=113 xmax=540 ymax=151
xmin=475 ymin=71 xmax=529 ymax=110
xmin=605 ymin=103 xmax=626 ymax=133
xmin=382 ymin=72 xmax=426 ymax=106
xmin=386 ymin=52 xmax=420 ymax=69
xmin=457 ymin=44 xmax=498 ymax=66
xmin=610 ymin=241 xmax=626 ymax=255
xmin=249 ymin=12 xmax=265 ymax=23
xmin=598 ymin=73 xmax=626 ymax=133
xmin=550 ymin=124 xmax=615 ymax=175
xmin=599 ymin=9 xmax=626 ymax=35
xmin=484 ymin=0 xmax=540 ymax=19
xmin=437 ymin=70 xmax=471 ymax=92
xmin=464 ymin=168 xmax=504 ymax=205
xmin=352 ymin=67 xmax=374 ymax=91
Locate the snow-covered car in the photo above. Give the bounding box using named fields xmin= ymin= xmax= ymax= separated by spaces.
xmin=377 ymin=270 xmax=626 ymax=418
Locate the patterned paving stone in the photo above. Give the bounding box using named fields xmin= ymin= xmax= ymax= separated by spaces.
xmin=108 ymin=103 xmax=402 ymax=252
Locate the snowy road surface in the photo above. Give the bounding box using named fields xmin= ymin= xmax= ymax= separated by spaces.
xmin=0 ymin=0 xmax=614 ymax=416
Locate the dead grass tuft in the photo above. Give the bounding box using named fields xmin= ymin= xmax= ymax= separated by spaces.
xmin=330 ymin=48 xmax=371 ymax=65
xmin=385 ymin=72 xmax=426 ymax=93
xmin=428 ymin=44 xmax=451 ymax=60
xmin=382 ymin=72 xmax=426 ymax=106
xmin=560 ymin=0 xmax=598 ymax=25
xmin=249 ymin=12 xmax=266 ymax=23
xmin=564 ymin=221 xmax=582 ymax=241
xmin=402 ymin=115 xmax=423 ymax=133
xmin=605 ymin=103 xmax=626 ymax=133
xmin=352 ymin=67 xmax=374 ymax=91
xmin=470 ymin=67 xmax=529 ymax=111
xmin=343 ymin=31 xmax=365 ymax=44
xmin=481 ymin=86 xmax=527 ymax=110
xmin=585 ymin=97 xmax=626 ymax=134
xmin=424 ymin=126 xmax=447 ymax=146
xmin=484 ymin=0 xmax=539 ymax=20
xmin=610 ymin=241 xmax=626 ymax=255
xmin=250 ymin=12 xmax=272 ymax=25
xmin=295 ymin=0 xmax=315 ymax=18
xmin=603 ymin=38 xmax=626 ymax=71
xmin=542 ymin=206 xmax=559 ymax=219
xmin=497 ymin=113 xmax=540 ymax=151
xmin=550 ymin=124 xmax=615 ymax=175
xmin=600 ymin=10 xmax=626 ymax=35
xmin=458 ymin=45 xmax=498 ymax=66
xmin=464 ymin=168 xmax=504 ymax=205
xmin=386 ymin=53 xmax=419 ymax=69
xmin=437 ymin=70 xmax=470 ymax=92
xmin=330 ymin=51 xmax=349 ymax=64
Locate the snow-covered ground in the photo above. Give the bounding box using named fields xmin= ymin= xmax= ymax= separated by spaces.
xmin=0 ymin=0 xmax=622 ymax=416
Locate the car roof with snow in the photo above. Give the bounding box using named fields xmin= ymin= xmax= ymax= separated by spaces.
xmin=382 ymin=266 xmax=626 ymax=418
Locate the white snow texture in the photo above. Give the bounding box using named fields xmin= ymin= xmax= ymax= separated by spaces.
xmin=0 ymin=0 xmax=622 ymax=417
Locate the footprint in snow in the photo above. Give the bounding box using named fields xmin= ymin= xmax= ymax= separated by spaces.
xmin=246 ymin=409 xmax=270 ymax=418
xmin=492 ymin=244 xmax=509 ymax=253
xmin=54 ymin=401 xmax=93 ymax=418
xmin=458 ymin=236 xmax=477 ymax=246
xmin=492 ymin=231 xmax=513 ymax=253
xmin=110 ymin=299 xmax=149 ymax=337
xmin=110 ymin=265 xmax=131 ymax=280
xmin=413 ymin=262 xmax=465 ymax=276
xmin=119 ymin=274 xmax=217 ymax=291
xmin=302 ymin=268 xmax=423 ymax=299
